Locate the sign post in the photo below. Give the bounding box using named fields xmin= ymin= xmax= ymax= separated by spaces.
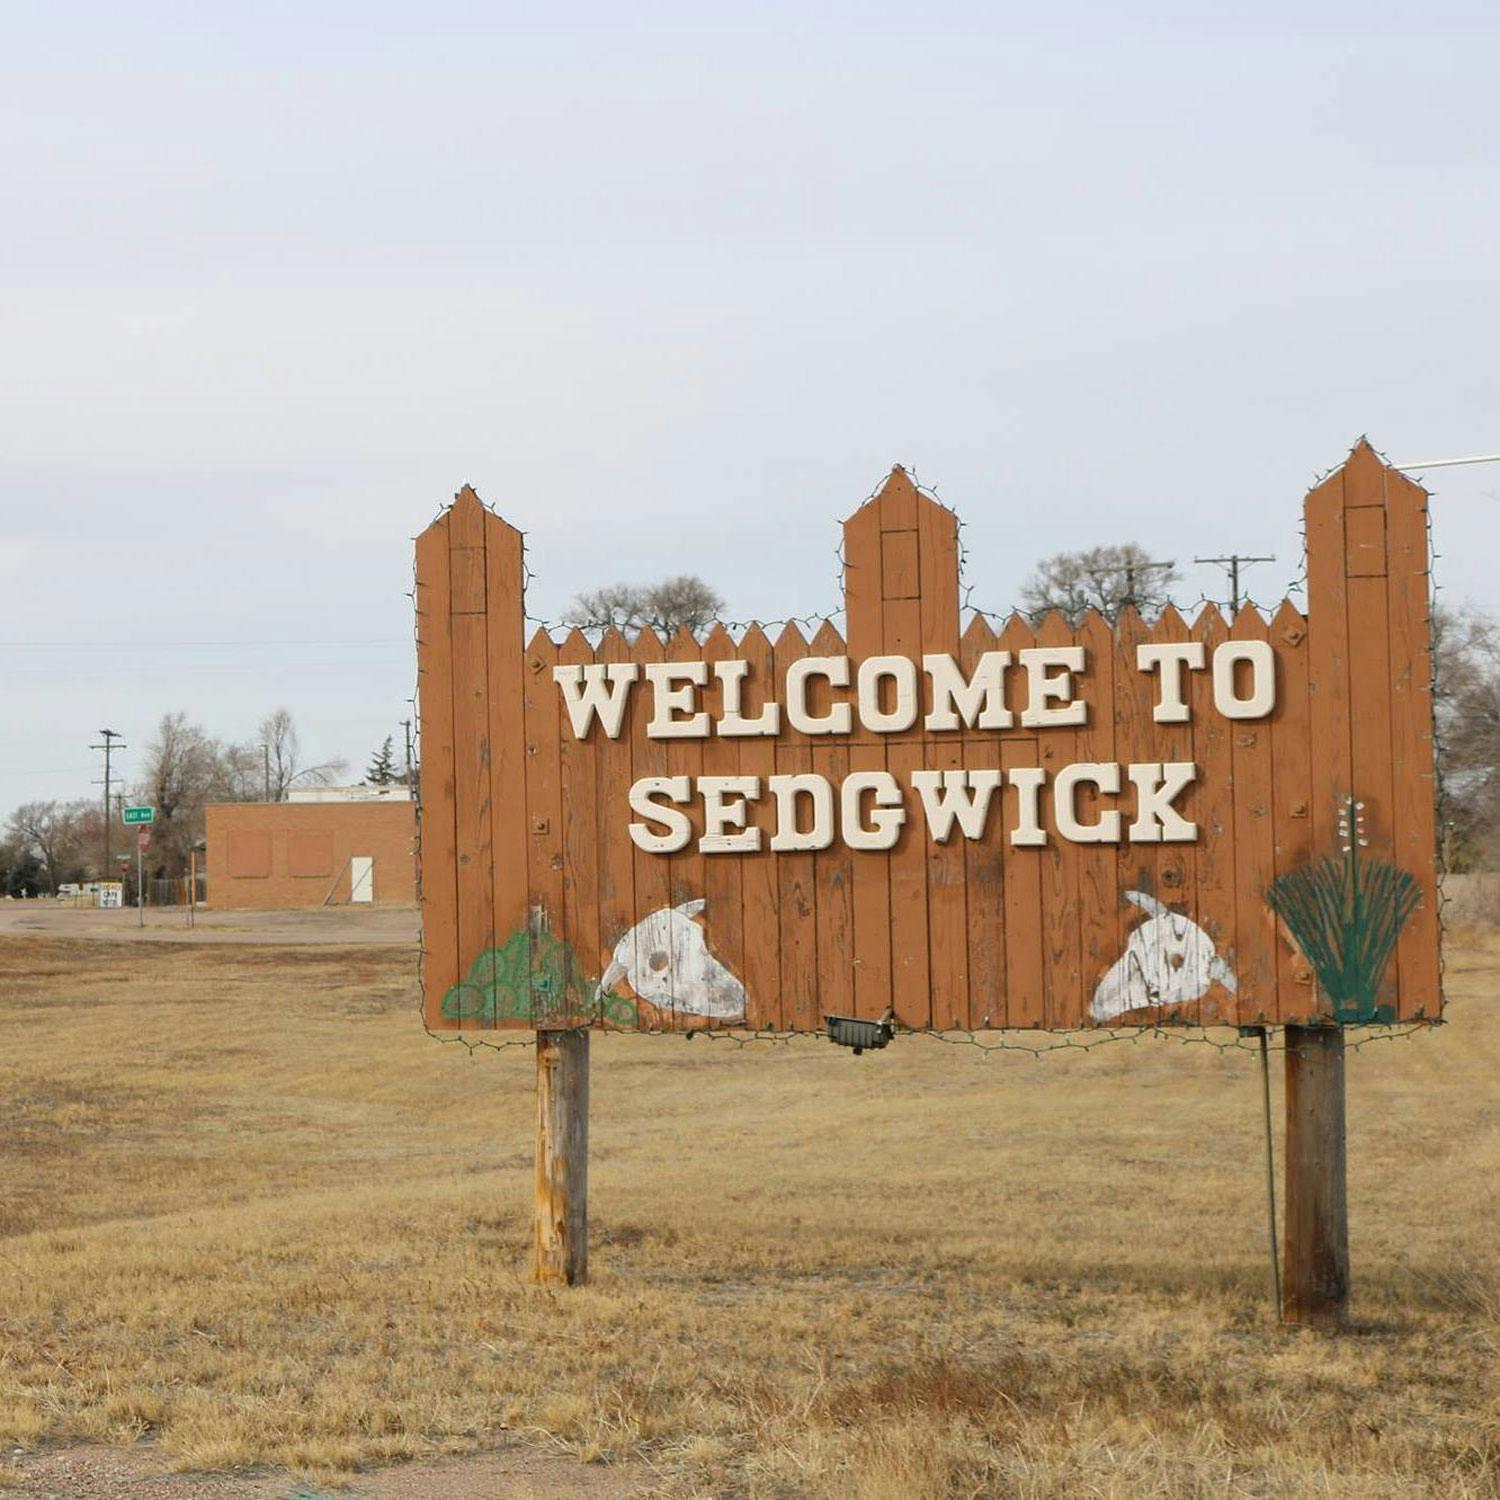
xmin=414 ymin=441 xmax=1440 ymax=1310
xmin=123 ymin=807 xmax=154 ymax=928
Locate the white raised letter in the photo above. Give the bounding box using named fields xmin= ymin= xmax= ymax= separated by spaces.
xmin=1054 ymin=762 xmax=1121 ymax=843
xmin=644 ymin=661 xmax=710 ymax=738
xmin=769 ymin=773 xmax=835 ymax=852
xmin=912 ymin=769 xmax=1003 ymax=841
xmin=715 ymin=660 xmax=780 ymax=737
xmin=1008 ymin=766 xmax=1047 ymax=846
xmin=628 ymin=775 xmax=693 ymax=853
xmin=1136 ymin=641 xmax=1205 ymax=724
xmin=700 ymin=775 xmax=762 ymax=853
xmin=840 ymin=770 xmax=905 ymax=850
xmin=1212 ymin=640 xmax=1276 ymax=719
xmin=552 ymin=662 xmax=640 ymax=740
xmin=1019 ymin=646 xmax=1088 ymax=727
xmin=786 ymin=656 xmax=853 ymax=735
xmin=1127 ymin=762 xmax=1198 ymax=842
xmin=923 ymin=652 xmax=1013 ymax=732
xmin=856 ymin=655 xmax=919 ymax=733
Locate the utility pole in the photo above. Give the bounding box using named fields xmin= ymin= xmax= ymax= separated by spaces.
xmin=1120 ymin=559 xmax=1176 ymax=615
xmin=262 ymin=743 xmax=272 ymax=802
xmin=91 ymin=729 xmax=125 ymax=881
xmin=401 ymin=718 xmax=414 ymax=788
xmin=1195 ymin=553 xmax=1276 ymax=616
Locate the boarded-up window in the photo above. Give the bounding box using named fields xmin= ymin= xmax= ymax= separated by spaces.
xmin=288 ymin=831 xmax=334 ymax=878
xmin=226 ymin=830 xmax=272 ymax=878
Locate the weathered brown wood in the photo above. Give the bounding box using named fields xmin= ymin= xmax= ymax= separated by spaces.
xmin=1191 ymin=606 xmax=1236 ymax=1026
xmin=1229 ymin=607 xmax=1277 ymax=1024
xmin=736 ymin=624 xmax=782 ymax=1029
xmin=774 ymin=623 xmax=820 ymax=1031
xmin=1283 ymin=1023 xmax=1349 ymax=1328
xmin=534 ymin=1028 xmax=589 ymax=1286
xmin=1384 ymin=466 xmax=1440 ymax=1019
xmin=960 ymin=614 xmax=1005 ymax=1029
xmin=415 ymin=509 xmax=459 ymax=1026
xmin=1036 ymin=610 xmax=1080 ymax=1028
xmin=418 ymin=446 xmax=1442 ymax=1036
xmin=1269 ymin=602 xmax=1314 ymax=1024
xmin=810 ymin=619 xmax=855 ymax=1024
xmin=843 ymin=491 xmax=892 ymax=1021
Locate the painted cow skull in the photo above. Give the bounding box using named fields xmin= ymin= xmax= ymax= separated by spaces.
xmin=596 ymin=898 xmax=748 ymax=1020
xmin=1091 ymin=890 xmax=1238 ymax=1022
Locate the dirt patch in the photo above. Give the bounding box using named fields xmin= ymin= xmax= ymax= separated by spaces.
xmin=4 ymin=1442 xmax=650 ymax=1499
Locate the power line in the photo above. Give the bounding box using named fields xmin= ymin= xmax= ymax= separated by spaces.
xmin=1194 ymin=554 xmax=1277 ymax=615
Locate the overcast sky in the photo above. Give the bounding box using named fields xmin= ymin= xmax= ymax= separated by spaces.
xmin=3 ymin=2 xmax=1497 ymax=819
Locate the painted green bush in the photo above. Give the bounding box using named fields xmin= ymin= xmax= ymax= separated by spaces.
xmin=440 ymin=930 xmax=638 ymax=1026
xmin=1265 ymin=798 xmax=1421 ymax=1024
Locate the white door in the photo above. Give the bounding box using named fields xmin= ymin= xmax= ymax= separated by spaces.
xmin=349 ymin=856 xmax=374 ymax=904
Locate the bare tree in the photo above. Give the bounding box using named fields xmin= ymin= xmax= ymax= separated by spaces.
xmin=133 ymin=713 xmax=225 ymax=875
xmin=1434 ymin=603 xmax=1500 ymax=868
xmin=257 ymin=708 xmax=347 ymax=801
xmin=5 ymin=799 xmax=92 ymax=892
xmin=1020 ymin=544 xmax=1180 ymax=623
xmin=565 ymin=576 xmax=725 ymax=639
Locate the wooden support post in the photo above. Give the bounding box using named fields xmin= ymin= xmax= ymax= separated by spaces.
xmin=534 ymin=1028 xmax=589 ymax=1285
xmin=1282 ymin=1024 xmax=1349 ymax=1329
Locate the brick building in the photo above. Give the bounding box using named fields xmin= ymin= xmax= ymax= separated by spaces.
xmin=204 ymin=791 xmax=416 ymax=909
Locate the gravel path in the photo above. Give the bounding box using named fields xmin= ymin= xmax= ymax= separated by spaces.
xmin=7 ymin=1442 xmax=650 ymax=1499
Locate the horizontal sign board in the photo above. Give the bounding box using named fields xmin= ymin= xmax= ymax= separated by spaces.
xmin=415 ymin=441 xmax=1439 ymax=1034
xmin=122 ymin=805 xmax=154 ymax=825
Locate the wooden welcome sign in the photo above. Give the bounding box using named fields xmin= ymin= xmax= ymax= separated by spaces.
xmin=415 ymin=440 xmax=1440 ymax=1036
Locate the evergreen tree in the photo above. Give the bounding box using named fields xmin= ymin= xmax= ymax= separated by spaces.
xmin=366 ymin=736 xmax=397 ymax=785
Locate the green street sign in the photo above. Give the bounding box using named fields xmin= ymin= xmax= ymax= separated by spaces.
xmin=122 ymin=805 xmax=155 ymax=826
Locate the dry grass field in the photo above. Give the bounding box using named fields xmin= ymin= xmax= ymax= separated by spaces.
xmin=0 ymin=916 xmax=1497 ymax=1498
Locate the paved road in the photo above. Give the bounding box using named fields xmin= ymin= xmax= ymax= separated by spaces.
xmin=0 ymin=902 xmax=419 ymax=945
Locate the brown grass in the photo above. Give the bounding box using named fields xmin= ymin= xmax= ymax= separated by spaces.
xmin=1 ymin=926 xmax=1498 ymax=1497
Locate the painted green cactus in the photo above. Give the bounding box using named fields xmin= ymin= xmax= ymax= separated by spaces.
xmin=1265 ymin=798 xmax=1421 ymax=1024
xmin=440 ymin=929 xmax=638 ymax=1026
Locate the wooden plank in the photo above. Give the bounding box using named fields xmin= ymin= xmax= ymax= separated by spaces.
xmin=1000 ymin=735 xmax=1044 ymax=1027
xmin=735 ymin=624 xmax=782 ymax=1029
xmin=484 ymin=504 xmax=530 ymax=1017
xmin=1304 ymin=460 xmax=1352 ymax=985
xmin=1147 ymin=604 xmax=1197 ymax=1020
xmin=448 ymin=490 xmax=494 ymax=1030
xmin=557 ymin=628 xmax=601 ymax=1014
xmin=1190 ymin=607 xmax=1237 ymax=1025
xmin=1384 ymin=465 xmax=1440 ymax=1020
xmin=917 ymin=489 xmax=965 ymax=1029
xmin=414 ymin=510 xmax=458 ymax=1027
xmin=884 ymin=596 xmax=930 ymax=1029
xmin=774 ymin=622 xmax=820 ymax=1031
xmin=593 ymin=628 xmax=637 ymax=1026
xmin=664 ymin=626 xmax=708 ymax=916
xmin=699 ymin=623 xmax=748 ymax=1023
xmin=628 ymin=626 xmax=672 ymax=1027
xmin=960 ymin=613 xmax=1005 ymax=1030
xmin=1074 ymin=608 xmax=1116 ymax=1025
xmin=925 ymin=734 xmax=970 ymax=1029
xmin=843 ymin=493 xmax=891 ymax=1022
xmin=1268 ymin=602 xmax=1315 ymax=1024
xmin=810 ymin=619 xmax=854 ymax=1024
xmin=1036 ymin=609 xmax=1080 ymax=1028
xmin=1228 ymin=606 xmax=1277 ymax=1025
xmin=997 ymin=613 xmax=1040 ymax=1027
xmin=524 ymin=629 xmax=567 ymax=1025
xmin=1111 ymin=606 xmax=1157 ymax=1022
